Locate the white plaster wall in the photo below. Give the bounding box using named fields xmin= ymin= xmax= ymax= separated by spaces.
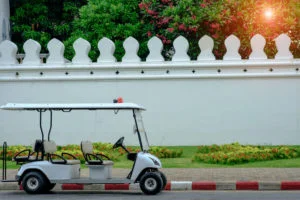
xmin=0 ymin=0 xmax=10 ymax=42
xmin=0 ymin=76 xmax=299 ymax=146
xmin=0 ymin=34 xmax=299 ymax=146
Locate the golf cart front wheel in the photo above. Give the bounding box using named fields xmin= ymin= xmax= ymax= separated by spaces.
xmin=159 ymin=171 xmax=167 ymax=189
xmin=46 ymin=183 xmax=56 ymax=191
xmin=22 ymin=171 xmax=47 ymax=194
xmin=139 ymin=172 xmax=163 ymax=195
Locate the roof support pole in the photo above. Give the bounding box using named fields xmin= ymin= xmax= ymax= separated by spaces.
xmin=38 ymin=110 xmax=53 ymax=141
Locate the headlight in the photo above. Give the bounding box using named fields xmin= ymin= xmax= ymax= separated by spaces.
xmin=149 ymin=157 xmax=160 ymax=166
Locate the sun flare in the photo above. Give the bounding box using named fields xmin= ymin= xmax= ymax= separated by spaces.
xmin=264 ymin=9 xmax=273 ymax=19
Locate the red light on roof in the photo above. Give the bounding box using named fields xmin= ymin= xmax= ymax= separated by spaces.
xmin=117 ymin=97 xmax=124 ymax=103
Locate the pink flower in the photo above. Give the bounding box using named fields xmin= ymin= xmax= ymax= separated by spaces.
xmin=200 ymin=3 xmax=206 ymax=8
xmin=189 ymin=27 xmax=197 ymax=32
xmin=161 ymin=17 xmax=170 ymax=24
xmin=147 ymin=31 xmax=152 ymax=37
xmin=147 ymin=9 xmax=157 ymax=15
xmin=210 ymin=23 xmax=220 ymax=29
xmin=138 ymin=3 xmax=145 ymax=9
xmin=167 ymin=27 xmax=174 ymax=33
xmin=178 ymin=24 xmax=186 ymax=31
xmin=212 ymin=33 xmax=219 ymax=39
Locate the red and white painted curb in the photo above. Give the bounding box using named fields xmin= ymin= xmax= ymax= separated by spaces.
xmin=3 ymin=181 xmax=299 ymax=191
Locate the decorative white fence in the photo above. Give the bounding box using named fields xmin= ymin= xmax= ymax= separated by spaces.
xmin=0 ymin=34 xmax=299 ymax=146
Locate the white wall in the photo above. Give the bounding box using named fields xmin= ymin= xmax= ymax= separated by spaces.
xmin=0 ymin=0 xmax=10 ymax=42
xmin=0 ymin=34 xmax=299 ymax=146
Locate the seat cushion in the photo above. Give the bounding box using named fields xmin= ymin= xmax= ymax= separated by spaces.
xmin=13 ymin=155 xmax=36 ymax=162
xmin=51 ymin=159 xmax=80 ymax=165
xmin=51 ymin=159 xmax=66 ymax=164
xmin=103 ymin=160 xmax=114 ymax=165
xmin=66 ymin=160 xmax=81 ymax=165
xmin=85 ymin=160 xmax=114 ymax=165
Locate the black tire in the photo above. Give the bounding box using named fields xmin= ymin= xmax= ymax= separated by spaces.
xmin=159 ymin=171 xmax=167 ymax=190
xmin=22 ymin=171 xmax=47 ymax=194
xmin=46 ymin=183 xmax=56 ymax=191
xmin=139 ymin=172 xmax=163 ymax=195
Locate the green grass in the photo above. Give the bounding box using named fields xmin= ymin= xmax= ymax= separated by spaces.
xmin=0 ymin=160 xmax=20 ymax=169
xmin=1 ymin=146 xmax=300 ymax=169
xmin=106 ymin=145 xmax=300 ymax=168
xmin=161 ymin=146 xmax=300 ymax=168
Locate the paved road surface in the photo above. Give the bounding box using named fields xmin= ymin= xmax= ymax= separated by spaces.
xmin=1 ymin=190 xmax=300 ymax=200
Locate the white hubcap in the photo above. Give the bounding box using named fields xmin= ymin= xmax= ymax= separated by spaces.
xmin=144 ymin=177 xmax=157 ymax=191
xmin=26 ymin=177 xmax=39 ymax=190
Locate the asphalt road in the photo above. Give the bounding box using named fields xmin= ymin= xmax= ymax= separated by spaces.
xmin=1 ymin=190 xmax=300 ymax=200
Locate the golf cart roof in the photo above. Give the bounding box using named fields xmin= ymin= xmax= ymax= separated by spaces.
xmin=0 ymin=103 xmax=146 ymax=111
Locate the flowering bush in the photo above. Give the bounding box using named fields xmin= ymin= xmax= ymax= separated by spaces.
xmin=150 ymin=146 xmax=183 ymax=158
xmin=10 ymin=0 xmax=299 ymax=60
xmin=1 ymin=142 xmax=182 ymax=164
xmin=192 ymin=143 xmax=300 ymax=165
xmin=139 ymin=0 xmax=300 ymax=59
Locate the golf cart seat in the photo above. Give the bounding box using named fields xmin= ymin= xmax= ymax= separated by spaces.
xmin=43 ymin=140 xmax=80 ymax=165
xmin=13 ymin=139 xmax=44 ymax=164
xmin=80 ymin=140 xmax=114 ymax=165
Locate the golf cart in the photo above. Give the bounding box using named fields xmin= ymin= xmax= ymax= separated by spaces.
xmin=1 ymin=102 xmax=166 ymax=195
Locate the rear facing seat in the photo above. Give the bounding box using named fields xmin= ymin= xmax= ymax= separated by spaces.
xmin=13 ymin=139 xmax=44 ymax=164
xmin=43 ymin=140 xmax=80 ymax=165
xmin=80 ymin=140 xmax=113 ymax=165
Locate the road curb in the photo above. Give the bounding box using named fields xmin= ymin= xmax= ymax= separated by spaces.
xmin=2 ymin=181 xmax=300 ymax=191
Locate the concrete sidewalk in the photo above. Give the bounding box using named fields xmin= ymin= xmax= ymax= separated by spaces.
xmin=1 ymin=168 xmax=300 ymax=191
xmin=3 ymin=168 xmax=300 ymax=181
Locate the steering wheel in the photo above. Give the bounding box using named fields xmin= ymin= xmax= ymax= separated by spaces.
xmin=113 ymin=137 xmax=124 ymax=149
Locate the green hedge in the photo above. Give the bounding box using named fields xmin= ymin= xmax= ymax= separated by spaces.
xmin=192 ymin=143 xmax=300 ymax=165
xmin=1 ymin=142 xmax=183 ymax=164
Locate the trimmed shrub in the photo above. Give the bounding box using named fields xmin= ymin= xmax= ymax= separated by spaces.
xmin=150 ymin=146 xmax=183 ymax=158
xmin=1 ymin=142 xmax=183 ymax=164
xmin=192 ymin=143 xmax=300 ymax=165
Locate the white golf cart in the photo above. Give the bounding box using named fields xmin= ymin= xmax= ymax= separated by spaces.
xmin=1 ymin=102 xmax=166 ymax=195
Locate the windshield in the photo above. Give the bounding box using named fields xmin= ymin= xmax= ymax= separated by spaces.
xmin=134 ymin=110 xmax=150 ymax=151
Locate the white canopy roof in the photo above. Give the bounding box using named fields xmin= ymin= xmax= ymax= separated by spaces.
xmin=0 ymin=103 xmax=146 ymax=111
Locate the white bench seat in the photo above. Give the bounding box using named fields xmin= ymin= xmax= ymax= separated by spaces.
xmin=44 ymin=140 xmax=80 ymax=165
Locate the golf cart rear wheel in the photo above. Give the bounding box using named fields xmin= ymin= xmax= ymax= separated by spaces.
xmin=140 ymin=172 xmax=163 ymax=195
xmin=22 ymin=171 xmax=47 ymax=194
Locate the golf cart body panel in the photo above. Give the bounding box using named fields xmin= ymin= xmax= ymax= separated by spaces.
xmin=130 ymin=152 xmax=162 ymax=181
xmin=17 ymin=161 xmax=80 ymax=181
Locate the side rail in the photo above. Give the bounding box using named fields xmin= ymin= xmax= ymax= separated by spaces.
xmin=2 ymin=141 xmax=7 ymax=181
